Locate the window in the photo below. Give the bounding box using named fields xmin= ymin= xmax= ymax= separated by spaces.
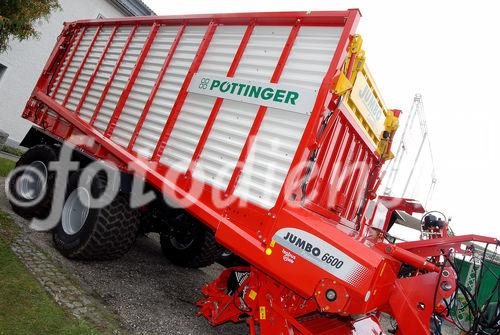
xmin=0 ymin=63 xmax=6 ymax=82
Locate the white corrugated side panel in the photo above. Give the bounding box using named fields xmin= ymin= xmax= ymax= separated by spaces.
xmin=64 ymin=27 xmax=113 ymax=112
xmin=53 ymin=27 xmax=98 ymax=103
xmin=132 ymin=26 xmax=208 ymax=157
xmin=193 ymin=26 xmax=292 ymax=191
xmin=158 ymin=25 xmax=246 ymax=172
xmin=233 ymin=26 xmax=343 ymax=208
xmin=49 ymin=29 xmax=83 ymax=97
xmin=79 ymin=27 xmax=133 ymax=123
xmin=111 ymin=26 xmax=181 ymax=147
xmin=92 ymin=26 xmax=150 ymax=133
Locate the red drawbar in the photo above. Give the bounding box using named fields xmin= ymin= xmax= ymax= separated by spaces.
xmin=186 ymin=22 xmax=255 ymax=175
xmin=104 ymin=24 xmax=160 ymax=137
xmin=90 ymin=26 xmax=138 ymax=126
xmin=151 ymin=21 xmax=218 ymax=162
xmin=224 ymin=22 xmax=301 ymax=196
xmin=127 ymin=24 xmax=187 ymax=151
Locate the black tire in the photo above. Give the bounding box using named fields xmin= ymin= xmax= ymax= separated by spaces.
xmin=53 ymin=170 xmax=140 ymax=260
xmin=160 ymin=213 xmax=223 ymax=268
xmin=7 ymin=145 xmax=57 ymax=219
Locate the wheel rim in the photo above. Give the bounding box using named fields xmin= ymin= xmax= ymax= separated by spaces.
xmin=167 ymin=214 xmax=197 ymax=250
xmin=169 ymin=235 xmax=194 ymax=250
xmin=16 ymin=160 xmax=48 ymax=201
xmin=62 ymin=187 xmax=90 ymax=235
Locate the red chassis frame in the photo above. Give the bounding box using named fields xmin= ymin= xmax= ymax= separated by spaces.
xmin=20 ymin=9 xmax=499 ymax=335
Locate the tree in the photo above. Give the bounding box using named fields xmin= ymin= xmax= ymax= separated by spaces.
xmin=0 ymin=0 xmax=60 ymax=53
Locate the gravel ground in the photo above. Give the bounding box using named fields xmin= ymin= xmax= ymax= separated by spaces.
xmin=0 ymin=177 xmax=245 ymax=335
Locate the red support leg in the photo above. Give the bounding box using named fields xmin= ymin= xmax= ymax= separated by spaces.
xmin=89 ymin=26 xmax=137 ymax=126
xmin=104 ymin=23 xmax=160 ymax=138
xmin=225 ymin=22 xmax=301 ymax=196
xmin=127 ymin=24 xmax=186 ymax=151
xmin=186 ymin=22 xmax=255 ymax=176
xmin=151 ymin=21 xmax=218 ymax=162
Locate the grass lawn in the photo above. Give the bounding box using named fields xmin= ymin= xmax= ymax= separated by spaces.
xmin=0 ymin=211 xmax=100 ymax=335
xmin=0 ymin=156 xmax=15 ymax=177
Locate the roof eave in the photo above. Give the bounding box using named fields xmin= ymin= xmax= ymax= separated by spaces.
xmin=107 ymin=0 xmax=156 ymax=17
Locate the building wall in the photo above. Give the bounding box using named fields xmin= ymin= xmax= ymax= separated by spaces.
xmin=0 ymin=0 xmax=125 ymax=142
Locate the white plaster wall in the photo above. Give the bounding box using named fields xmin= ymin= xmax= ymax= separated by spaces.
xmin=0 ymin=0 xmax=124 ymax=142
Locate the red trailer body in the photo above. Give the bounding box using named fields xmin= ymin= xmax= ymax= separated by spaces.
xmin=16 ymin=9 xmax=498 ymax=335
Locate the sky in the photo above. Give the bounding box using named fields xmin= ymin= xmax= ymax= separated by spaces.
xmin=141 ymin=0 xmax=500 ymax=239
